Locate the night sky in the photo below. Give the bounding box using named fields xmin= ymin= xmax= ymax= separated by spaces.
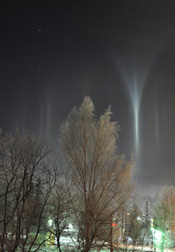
xmin=1 ymin=0 xmax=175 ymax=195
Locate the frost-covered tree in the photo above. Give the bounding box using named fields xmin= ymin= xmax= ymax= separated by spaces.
xmin=59 ymin=97 xmax=134 ymax=252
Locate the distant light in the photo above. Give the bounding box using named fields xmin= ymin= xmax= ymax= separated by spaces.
xmin=48 ymin=218 xmax=53 ymax=227
xmin=38 ymin=28 xmax=42 ymax=32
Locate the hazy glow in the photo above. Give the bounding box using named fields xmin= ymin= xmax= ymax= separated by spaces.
xmin=154 ymin=87 xmax=159 ymax=143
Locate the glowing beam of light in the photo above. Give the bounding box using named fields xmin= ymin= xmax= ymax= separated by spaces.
xmin=118 ymin=68 xmax=146 ymax=159
xmin=120 ymin=60 xmax=156 ymax=159
xmin=114 ymin=56 xmax=155 ymax=159
xmin=129 ymin=78 xmax=142 ymax=158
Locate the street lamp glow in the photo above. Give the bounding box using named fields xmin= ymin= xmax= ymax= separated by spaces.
xmin=151 ymin=226 xmax=164 ymax=250
xmin=48 ymin=218 xmax=53 ymax=227
xmin=151 ymin=227 xmax=162 ymax=240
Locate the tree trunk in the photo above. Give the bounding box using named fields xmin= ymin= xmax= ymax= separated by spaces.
xmin=110 ymin=216 xmax=113 ymax=252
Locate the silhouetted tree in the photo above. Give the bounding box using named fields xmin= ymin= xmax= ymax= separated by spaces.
xmin=128 ymin=203 xmax=142 ymax=248
xmin=141 ymin=197 xmax=152 ymax=246
xmin=0 ymin=132 xmax=58 ymax=252
xmin=46 ymin=180 xmax=71 ymax=252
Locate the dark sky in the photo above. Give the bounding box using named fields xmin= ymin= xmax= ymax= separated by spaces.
xmin=1 ymin=0 xmax=175 ymax=195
